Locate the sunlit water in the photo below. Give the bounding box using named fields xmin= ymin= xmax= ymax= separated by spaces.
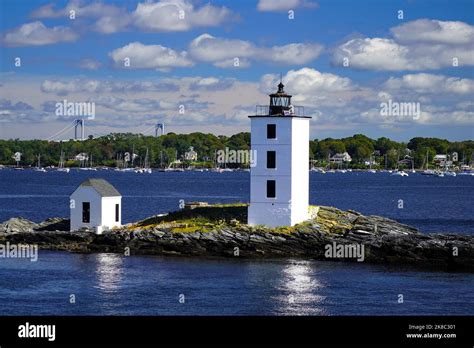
xmin=0 ymin=251 xmax=473 ymax=315
xmin=0 ymin=169 xmax=473 ymax=315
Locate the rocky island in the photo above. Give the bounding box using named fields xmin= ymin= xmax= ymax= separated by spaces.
xmin=1 ymin=204 xmax=473 ymax=272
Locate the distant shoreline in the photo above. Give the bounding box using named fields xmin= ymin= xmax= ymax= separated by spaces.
xmin=1 ymin=165 xmax=473 ymax=174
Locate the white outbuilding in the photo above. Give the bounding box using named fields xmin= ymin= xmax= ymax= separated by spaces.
xmin=248 ymin=81 xmax=311 ymax=227
xmin=70 ymin=178 xmax=122 ymax=234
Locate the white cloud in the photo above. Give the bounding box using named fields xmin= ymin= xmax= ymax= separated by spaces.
xmin=333 ymin=19 xmax=474 ymax=71
xmin=189 ymin=34 xmax=255 ymax=62
xmin=30 ymin=0 xmax=233 ymax=34
xmin=41 ymin=80 xmax=100 ymax=95
xmin=2 ymin=21 xmax=78 ymax=47
xmin=93 ymin=15 xmax=132 ymax=34
xmin=40 ymin=79 xmax=181 ymax=95
xmin=189 ymin=77 xmax=235 ymax=91
xmin=333 ymin=38 xmax=422 ymax=71
xmin=3 ymin=69 xmax=473 ymax=136
xmin=391 ymin=19 xmax=474 ymax=45
xmin=189 ymin=34 xmax=323 ymax=67
xmin=93 ymin=96 xmax=166 ymax=113
xmin=258 ymin=68 xmax=474 ymax=127
xmin=257 ymin=0 xmax=318 ymax=12
xmin=384 ymin=73 xmax=474 ymax=95
xmin=133 ymin=0 xmax=232 ymax=32
xmin=267 ymin=43 xmax=324 ymax=64
xmin=213 ymin=58 xmax=252 ymax=68
xmin=261 ymin=68 xmax=354 ymax=95
xmin=31 ymin=0 xmax=123 ymax=18
xmin=109 ymin=42 xmax=193 ymax=70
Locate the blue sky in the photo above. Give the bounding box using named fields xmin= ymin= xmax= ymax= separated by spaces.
xmin=0 ymin=0 xmax=473 ymax=141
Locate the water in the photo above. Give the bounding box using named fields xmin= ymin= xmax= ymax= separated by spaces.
xmin=0 ymin=252 xmax=473 ymax=315
xmin=0 ymin=169 xmax=473 ymax=315
xmin=0 ymin=169 xmax=473 ymax=233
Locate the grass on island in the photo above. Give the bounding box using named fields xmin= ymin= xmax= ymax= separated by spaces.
xmin=126 ymin=203 xmax=357 ymax=235
xmin=129 ymin=203 xmax=248 ymax=233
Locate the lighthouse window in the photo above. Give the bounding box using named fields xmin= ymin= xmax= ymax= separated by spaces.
xmin=115 ymin=204 xmax=120 ymax=222
xmin=267 ymin=124 xmax=276 ymax=139
xmin=266 ymin=180 xmax=276 ymax=198
xmin=82 ymin=202 xmax=90 ymax=223
xmin=267 ymin=151 xmax=276 ymax=169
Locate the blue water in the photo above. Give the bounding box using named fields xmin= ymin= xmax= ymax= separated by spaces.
xmin=0 ymin=169 xmax=473 ymax=233
xmin=0 ymin=252 xmax=473 ymax=315
xmin=0 ymin=169 xmax=473 ymax=315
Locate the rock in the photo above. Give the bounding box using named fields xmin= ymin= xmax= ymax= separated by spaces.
xmin=0 ymin=217 xmax=38 ymax=233
xmin=1 ymin=205 xmax=473 ymax=272
xmin=36 ymin=218 xmax=70 ymax=232
xmin=352 ymin=229 xmax=374 ymax=235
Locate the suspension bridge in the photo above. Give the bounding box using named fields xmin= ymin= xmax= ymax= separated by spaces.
xmin=43 ymin=120 xmax=167 ymax=142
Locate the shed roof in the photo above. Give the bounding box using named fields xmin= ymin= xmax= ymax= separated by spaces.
xmin=78 ymin=178 xmax=121 ymax=197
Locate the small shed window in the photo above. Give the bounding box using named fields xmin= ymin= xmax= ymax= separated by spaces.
xmin=267 ymin=124 xmax=276 ymax=139
xmin=267 ymin=151 xmax=276 ymax=169
xmin=266 ymin=180 xmax=276 ymax=198
xmin=82 ymin=202 xmax=90 ymax=223
xmin=115 ymin=204 xmax=120 ymax=222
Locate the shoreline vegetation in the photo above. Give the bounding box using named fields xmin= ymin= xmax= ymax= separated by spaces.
xmin=0 ymin=133 xmax=473 ymax=170
xmin=1 ymin=204 xmax=472 ymax=272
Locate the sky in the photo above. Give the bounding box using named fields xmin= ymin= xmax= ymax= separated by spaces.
xmin=0 ymin=0 xmax=473 ymax=141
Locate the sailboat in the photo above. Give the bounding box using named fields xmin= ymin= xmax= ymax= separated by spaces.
xmin=368 ymin=155 xmax=376 ymax=173
xmin=34 ymin=154 xmax=47 ymax=172
xmin=158 ymin=151 xmax=166 ymax=172
xmin=411 ymin=158 xmax=416 ymax=174
xmin=80 ymin=154 xmax=97 ymax=171
xmin=391 ymin=170 xmax=409 ymax=176
xmin=421 ymin=150 xmax=436 ymax=175
xmin=391 ymin=152 xmax=408 ymax=176
xmin=135 ymin=148 xmax=152 ymax=173
xmin=442 ymin=153 xmax=457 ymax=176
xmin=57 ymin=151 xmax=70 ymax=173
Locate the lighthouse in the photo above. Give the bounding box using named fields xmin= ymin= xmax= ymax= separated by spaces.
xmin=248 ymin=81 xmax=311 ymax=227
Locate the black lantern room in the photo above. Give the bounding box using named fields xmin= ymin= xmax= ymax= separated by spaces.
xmin=269 ymin=81 xmax=292 ymax=115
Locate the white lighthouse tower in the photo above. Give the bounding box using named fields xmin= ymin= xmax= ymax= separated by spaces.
xmin=248 ymin=81 xmax=311 ymax=227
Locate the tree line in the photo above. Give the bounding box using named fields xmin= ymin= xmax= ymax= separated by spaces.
xmin=0 ymin=132 xmax=472 ymax=169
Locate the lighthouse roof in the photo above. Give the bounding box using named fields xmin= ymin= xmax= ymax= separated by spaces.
xmin=78 ymin=178 xmax=121 ymax=197
xmin=269 ymin=81 xmax=291 ymax=97
xmin=249 ymin=80 xmax=311 ymax=118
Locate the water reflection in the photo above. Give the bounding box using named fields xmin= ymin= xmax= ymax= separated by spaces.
xmin=93 ymin=253 xmax=124 ymax=293
xmin=275 ymin=260 xmax=327 ymax=315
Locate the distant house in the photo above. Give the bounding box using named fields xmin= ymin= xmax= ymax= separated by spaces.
xmin=184 ymin=146 xmax=198 ymax=161
xmin=433 ymin=154 xmax=454 ymax=167
xmin=70 ymin=179 xmax=121 ymax=234
xmin=74 ymin=152 xmax=89 ymax=161
xmin=364 ymin=159 xmax=377 ymax=166
xmin=398 ymin=155 xmax=413 ymax=166
xmin=330 ymin=152 xmax=352 ymax=164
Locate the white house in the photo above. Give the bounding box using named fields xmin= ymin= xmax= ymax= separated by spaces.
xmin=248 ymin=81 xmax=311 ymax=227
xmin=74 ymin=152 xmax=89 ymax=161
xmin=70 ymin=178 xmax=122 ymax=234
xmin=330 ymin=152 xmax=352 ymax=164
xmin=184 ymin=146 xmax=198 ymax=161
